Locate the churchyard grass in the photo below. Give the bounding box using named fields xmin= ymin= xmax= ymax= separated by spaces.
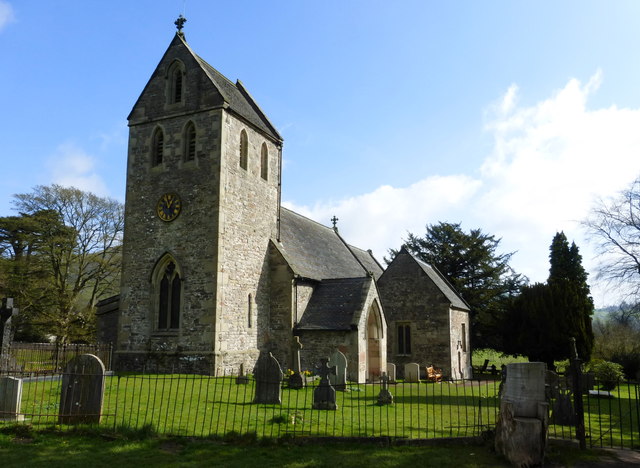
xmin=0 ymin=425 xmax=616 ymax=468
xmin=8 ymin=372 xmax=639 ymax=449
xmin=15 ymin=374 xmax=500 ymax=439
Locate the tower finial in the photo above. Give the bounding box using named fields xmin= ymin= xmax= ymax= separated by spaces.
xmin=175 ymin=14 xmax=187 ymax=37
xmin=331 ymin=215 xmax=339 ymax=232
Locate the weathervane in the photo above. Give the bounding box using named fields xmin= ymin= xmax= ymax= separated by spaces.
xmin=175 ymin=15 xmax=187 ymax=36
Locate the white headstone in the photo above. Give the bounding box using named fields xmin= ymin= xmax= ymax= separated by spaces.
xmin=386 ymin=363 xmax=396 ymax=382
xmin=404 ymin=362 xmax=420 ymax=383
xmin=0 ymin=376 xmax=23 ymax=421
xmin=328 ymin=350 xmax=347 ymax=390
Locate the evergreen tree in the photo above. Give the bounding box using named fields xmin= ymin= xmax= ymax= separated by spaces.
xmin=505 ymin=232 xmax=594 ymax=366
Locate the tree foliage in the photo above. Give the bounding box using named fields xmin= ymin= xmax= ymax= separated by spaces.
xmin=0 ymin=185 xmax=124 ymax=342
xmin=387 ymin=222 xmax=526 ymax=349
xmin=504 ymin=232 xmax=594 ymax=367
xmin=584 ymin=176 xmax=640 ymax=300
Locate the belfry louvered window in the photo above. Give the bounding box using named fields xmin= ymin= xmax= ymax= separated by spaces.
xmin=184 ymin=122 xmax=196 ymax=161
xmin=152 ymin=128 xmax=164 ymax=166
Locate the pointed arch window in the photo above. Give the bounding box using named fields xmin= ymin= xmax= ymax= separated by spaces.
xmin=239 ymin=130 xmax=248 ymax=170
xmin=155 ymin=257 xmax=182 ymax=330
xmin=184 ymin=122 xmax=196 ymax=161
xmin=167 ymin=61 xmax=185 ymax=105
xmin=260 ymin=143 xmax=268 ymax=180
xmin=151 ymin=127 xmax=164 ymax=166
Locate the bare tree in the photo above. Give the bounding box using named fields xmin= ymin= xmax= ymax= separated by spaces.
xmin=584 ymin=177 xmax=640 ymax=300
xmin=11 ymin=185 xmax=124 ymax=342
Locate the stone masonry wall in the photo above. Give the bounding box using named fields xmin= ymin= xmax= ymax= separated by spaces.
xmin=117 ymin=37 xmax=227 ymax=373
xmin=215 ymin=111 xmax=280 ymax=372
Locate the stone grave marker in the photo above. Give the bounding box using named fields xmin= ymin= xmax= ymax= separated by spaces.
xmin=313 ymin=358 xmax=337 ymax=410
xmin=386 ymin=363 xmax=396 ymax=383
xmin=328 ymin=349 xmax=347 ymax=391
xmin=59 ymin=354 xmax=106 ymax=425
xmin=0 ymin=376 xmax=23 ymax=421
xmin=0 ymin=298 xmax=19 ymax=370
xmin=235 ymin=363 xmax=249 ymax=385
xmin=288 ymin=336 xmax=305 ymax=389
xmin=404 ymin=362 xmax=420 ymax=383
xmin=253 ymin=352 xmax=283 ymax=404
xmin=376 ymin=372 xmax=393 ymax=405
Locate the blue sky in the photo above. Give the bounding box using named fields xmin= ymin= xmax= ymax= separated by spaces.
xmin=2 ymin=1 xmax=640 ymax=306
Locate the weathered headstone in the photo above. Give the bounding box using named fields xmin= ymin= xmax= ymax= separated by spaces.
xmin=0 ymin=376 xmax=23 ymax=421
xmin=404 ymin=362 xmax=420 ymax=383
xmin=313 ymin=358 xmax=337 ymax=410
xmin=59 ymin=354 xmax=106 ymax=424
xmin=236 ymin=363 xmax=249 ymax=385
xmin=0 ymin=298 xmax=19 ymax=370
xmin=253 ymin=352 xmax=283 ymax=404
xmin=288 ymin=336 xmax=305 ymax=389
xmin=495 ymin=362 xmax=549 ymax=467
xmin=376 ymin=372 xmax=393 ymax=405
xmin=328 ymin=349 xmax=347 ymax=391
xmin=386 ymin=363 xmax=396 ymax=383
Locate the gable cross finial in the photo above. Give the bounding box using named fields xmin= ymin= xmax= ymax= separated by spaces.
xmin=175 ymin=15 xmax=187 ymax=36
xmin=331 ymin=215 xmax=339 ymax=231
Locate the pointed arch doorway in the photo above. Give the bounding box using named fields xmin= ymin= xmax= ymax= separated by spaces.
xmin=366 ymin=301 xmax=384 ymax=382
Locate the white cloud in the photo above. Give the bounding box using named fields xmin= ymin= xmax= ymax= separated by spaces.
xmin=284 ymin=71 xmax=640 ymax=307
xmin=47 ymin=142 xmax=109 ymax=196
xmin=0 ymin=1 xmax=15 ymax=32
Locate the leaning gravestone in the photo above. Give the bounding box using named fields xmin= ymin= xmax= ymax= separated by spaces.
xmin=404 ymin=362 xmax=420 ymax=383
xmin=377 ymin=372 xmax=393 ymax=405
xmin=59 ymin=354 xmax=106 ymax=424
xmin=313 ymin=358 xmax=337 ymax=410
xmin=0 ymin=376 xmax=23 ymax=421
xmin=328 ymin=349 xmax=347 ymax=391
xmin=386 ymin=363 xmax=396 ymax=383
xmin=253 ymin=352 xmax=283 ymax=404
xmin=288 ymin=336 xmax=305 ymax=389
xmin=235 ymin=363 xmax=249 ymax=385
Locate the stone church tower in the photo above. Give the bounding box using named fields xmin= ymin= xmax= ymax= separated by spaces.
xmin=116 ymin=27 xmax=283 ymax=374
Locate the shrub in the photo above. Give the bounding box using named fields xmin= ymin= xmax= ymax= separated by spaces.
xmin=589 ymin=360 xmax=624 ymax=391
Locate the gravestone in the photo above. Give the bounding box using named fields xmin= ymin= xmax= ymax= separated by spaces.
xmin=386 ymin=363 xmax=396 ymax=383
xmin=288 ymin=336 xmax=305 ymax=389
xmin=59 ymin=354 xmax=106 ymax=424
xmin=313 ymin=358 xmax=337 ymax=410
xmin=235 ymin=363 xmax=249 ymax=385
xmin=0 ymin=376 xmax=23 ymax=421
xmin=404 ymin=362 xmax=420 ymax=383
xmin=253 ymin=352 xmax=283 ymax=404
xmin=328 ymin=349 xmax=347 ymax=391
xmin=0 ymin=298 xmax=19 ymax=370
xmin=376 ymin=372 xmax=393 ymax=405
xmin=495 ymin=362 xmax=549 ymax=467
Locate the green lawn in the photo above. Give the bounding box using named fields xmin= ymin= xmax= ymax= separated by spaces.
xmin=17 ymin=375 xmax=501 ymax=439
xmin=0 ymin=426 xmax=618 ymax=468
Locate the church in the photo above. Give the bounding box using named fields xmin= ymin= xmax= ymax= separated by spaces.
xmin=97 ymin=21 xmax=471 ymax=382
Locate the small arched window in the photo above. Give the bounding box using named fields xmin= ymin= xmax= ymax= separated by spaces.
xmin=260 ymin=143 xmax=268 ymax=180
xmin=239 ymin=130 xmax=248 ymax=170
xmin=156 ymin=259 xmax=181 ymax=330
xmin=184 ymin=122 xmax=196 ymax=161
xmin=248 ymin=294 xmax=253 ymax=328
xmin=167 ymin=61 xmax=185 ymax=105
xmin=151 ymin=127 xmax=164 ymax=166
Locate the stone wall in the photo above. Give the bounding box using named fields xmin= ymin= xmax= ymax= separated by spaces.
xmin=378 ymin=251 xmax=455 ymax=378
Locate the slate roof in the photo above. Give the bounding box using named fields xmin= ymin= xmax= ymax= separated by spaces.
xmin=295 ymin=277 xmax=372 ymax=330
xmin=413 ymin=256 xmax=470 ymax=311
xmin=277 ymin=208 xmax=384 ymax=281
xmin=194 ymin=53 xmax=282 ymax=142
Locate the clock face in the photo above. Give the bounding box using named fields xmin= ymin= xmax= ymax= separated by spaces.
xmin=156 ymin=193 xmax=182 ymax=222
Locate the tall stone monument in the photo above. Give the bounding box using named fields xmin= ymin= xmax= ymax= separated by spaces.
xmin=0 ymin=298 xmax=18 ymax=370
